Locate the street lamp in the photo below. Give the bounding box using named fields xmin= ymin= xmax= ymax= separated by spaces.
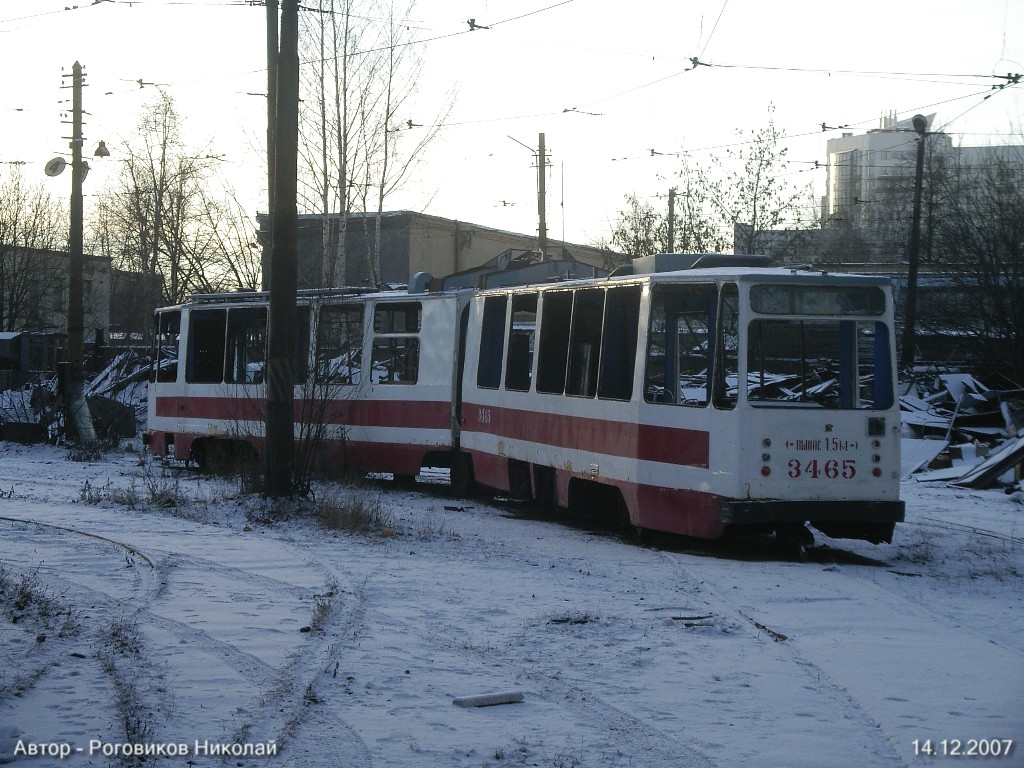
xmin=901 ymin=113 xmax=928 ymax=368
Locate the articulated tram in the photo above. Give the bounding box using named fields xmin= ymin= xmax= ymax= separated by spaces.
xmin=146 ymin=254 xmax=905 ymax=546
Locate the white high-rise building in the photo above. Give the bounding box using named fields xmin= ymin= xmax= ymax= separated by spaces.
xmin=823 ymin=112 xmax=952 ymax=228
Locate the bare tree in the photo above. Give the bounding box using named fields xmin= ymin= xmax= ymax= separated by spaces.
xmin=298 ymin=0 xmax=452 ymax=287
xmin=697 ymin=118 xmax=811 ymax=255
xmin=602 ymin=129 xmax=802 ymax=262
xmin=0 ymin=168 xmax=67 ymax=332
xmin=670 ymin=162 xmax=733 ymax=254
xmin=91 ymin=92 xmax=260 ymax=336
xmin=604 ymin=194 xmax=669 ymax=260
xmin=926 ymin=146 xmax=1024 ymax=379
xmin=197 ymin=190 xmax=264 ymax=293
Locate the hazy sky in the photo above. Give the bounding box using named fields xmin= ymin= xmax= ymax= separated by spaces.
xmin=2 ymin=0 xmax=1022 ymax=247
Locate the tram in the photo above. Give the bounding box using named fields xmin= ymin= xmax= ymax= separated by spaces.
xmin=146 ymin=253 xmax=905 ymax=545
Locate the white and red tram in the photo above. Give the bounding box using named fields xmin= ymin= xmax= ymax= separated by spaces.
xmin=146 ymin=286 xmax=471 ymax=480
xmin=146 ymin=254 xmax=905 ymax=545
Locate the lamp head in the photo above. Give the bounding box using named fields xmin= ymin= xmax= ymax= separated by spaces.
xmin=912 ymin=114 xmax=928 ymax=137
xmin=93 ymin=140 xmax=110 ymax=158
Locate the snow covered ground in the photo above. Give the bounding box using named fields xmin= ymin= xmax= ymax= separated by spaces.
xmin=0 ymin=437 xmax=1020 ymax=767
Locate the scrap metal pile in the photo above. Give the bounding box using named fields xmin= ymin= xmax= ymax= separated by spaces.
xmin=0 ymin=351 xmax=145 ymax=443
xmin=901 ymin=372 xmax=1024 ymax=489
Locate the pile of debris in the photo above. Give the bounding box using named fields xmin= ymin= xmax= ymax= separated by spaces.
xmin=85 ymin=351 xmax=149 ymax=435
xmin=901 ymin=372 xmax=1024 ymax=489
xmin=0 ymin=351 xmax=148 ymax=444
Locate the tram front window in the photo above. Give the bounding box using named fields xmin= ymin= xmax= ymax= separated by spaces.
xmin=746 ymin=318 xmax=893 ymax=409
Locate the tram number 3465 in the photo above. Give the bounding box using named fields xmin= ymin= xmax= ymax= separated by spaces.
xmin=787 ymin=458 xmax=856 ymax=479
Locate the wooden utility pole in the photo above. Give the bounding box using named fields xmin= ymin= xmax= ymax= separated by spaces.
xmin=63 ymin=61 xmax=97 ymax=444
xmin=67 ymin=62 xmax=85 ymax=391
xmin=667 ymin=186 xmax=677 ymax=253
xmin=264 ymin=0 xmax=278 ymax=290
xmin=901 ymin=114 xmax=928 ymax=368
xmin=537 ymin=133 xmax=547 ymax=258
xmin=264 ymin=0 xmax=299 ymax=497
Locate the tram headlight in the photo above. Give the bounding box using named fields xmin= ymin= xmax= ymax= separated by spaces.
xmin=761 ymin=465 xmax=771 ymax=477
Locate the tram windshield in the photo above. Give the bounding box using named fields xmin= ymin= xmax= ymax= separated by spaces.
xmin=745 ymin=286 xmax=893 ymax=410
xmin=645 ymin=282 xmax=895 ymax=411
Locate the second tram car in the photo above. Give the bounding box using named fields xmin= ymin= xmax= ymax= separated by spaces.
xmin=146 ymin=255 xmax=905 ymax=546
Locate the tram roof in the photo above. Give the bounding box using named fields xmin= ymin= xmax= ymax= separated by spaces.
xmin=468 ymin=265 xmax=897 ymax=293
xmin=154 ymin=261 xmax=893 ymax=313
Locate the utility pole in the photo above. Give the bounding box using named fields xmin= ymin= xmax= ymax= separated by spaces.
xmin=667 ymin=186 xmax=677 ymax=253
xmin=264 ymin=0 xmax=278 ymax=291
xmin=537 ymin=133 xmax=547 ymax=258
xmin=62 ymin=61 xmax=97 ymax=445
xmin=901 ymin=114 xmax=928 ymax=368
xmin=264 ymin=0 xmax=299 ymax=497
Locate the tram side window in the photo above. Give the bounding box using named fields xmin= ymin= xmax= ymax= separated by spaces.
xmin=713 ymin=284 xmax=740 ymax=410
xmin=746 ymin=318 xmax=893 ymax=409
xmin=476 ymin=295 xmax=507 ymax=389
xmin=598 ymin=285 xmax=641 ymax=401
xmin=316 ymin=304 xmax=364 ymax=385
xmin=371 ymin=302 xmax=421 ymax=384
xmin=505 ymin=293 xmax=538 ymax=391
xmin=536 ymin=291 xmax=572 ymax=395
xmin=153 ymin=310 xmax=180 ymax=383
xmin=566 ymin=289 xmax=605 ymax=398
xmin=186 ymin=309 xmax=226 ymax=383
xmin=644 ymin=285 xmax=716 ymax=406
xmin=224 ymin=307 xmax=267 ymax=384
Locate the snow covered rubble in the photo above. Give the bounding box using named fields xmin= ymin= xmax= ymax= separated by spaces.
xmin=0 ymin=438 xmax=1020 ymax=768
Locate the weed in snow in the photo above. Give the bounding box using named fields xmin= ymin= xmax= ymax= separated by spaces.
xmin=316 ymin=489 xmax=394 ymax=535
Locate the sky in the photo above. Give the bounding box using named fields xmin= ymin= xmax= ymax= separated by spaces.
xmin=1 ymin=0 xmax=1022 ymax=249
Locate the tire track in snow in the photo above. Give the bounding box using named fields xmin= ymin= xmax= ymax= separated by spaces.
xmin=0 ymin=509 xmax=375 ymax=764
xmin=0 ymin=516 xmax=159 ymax=609
xmin=235 ymin=566 xmax=374 ymax=768
xmin=158 ymin=533 xmax=376 ymax=766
